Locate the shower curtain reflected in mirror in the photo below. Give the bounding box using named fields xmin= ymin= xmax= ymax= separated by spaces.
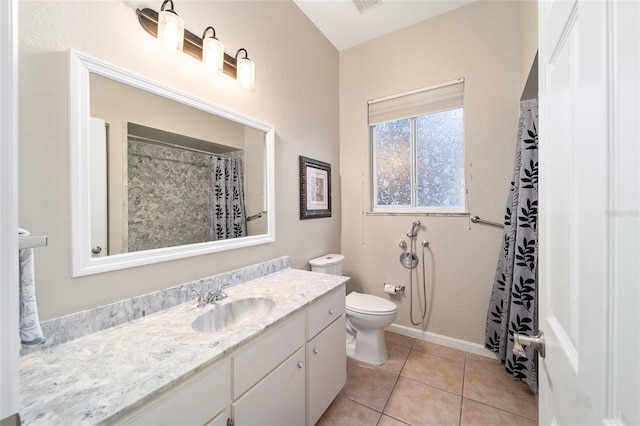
xmin=128 ymin=141 xmax=246 ymax=251
xmin=209 ymin=156 xmax=247 ymax=240
xmin=485 ymin=99 xmax=539 ymax=393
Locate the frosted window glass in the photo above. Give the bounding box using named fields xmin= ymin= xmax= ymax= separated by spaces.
xmin=370 ymin=80 xmax=466 ymax=213
xmin=415 ymin=108 xmax=465 ymax=207
xmin=374 ymin=119 xmax=411 ymax=206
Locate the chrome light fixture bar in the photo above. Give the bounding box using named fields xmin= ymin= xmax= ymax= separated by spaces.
xmin=136 ymin=3 xmax=254 ymax=85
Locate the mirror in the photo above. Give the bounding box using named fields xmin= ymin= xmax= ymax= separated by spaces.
xmin=70 ymin=50 xmax=275 ymax=276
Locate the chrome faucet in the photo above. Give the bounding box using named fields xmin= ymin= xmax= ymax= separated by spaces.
xmin=193 ymin=289 xmax=215 ymax=307
xmin=212 ymin=283 xmax=229 ymax=301
xmin=193 ymin=284 xmax=230 ymax=307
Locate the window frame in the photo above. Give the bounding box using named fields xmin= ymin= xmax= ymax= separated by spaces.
xmin=368 ymin=79 xmax=467 ymax=215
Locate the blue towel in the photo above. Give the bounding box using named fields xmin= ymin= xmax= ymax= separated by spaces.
xmin=19 ymin=229 xmax=44 ymax=345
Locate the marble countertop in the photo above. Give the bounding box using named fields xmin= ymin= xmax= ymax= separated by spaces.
xmin=20 ymin=268 xmax=348 ymax=425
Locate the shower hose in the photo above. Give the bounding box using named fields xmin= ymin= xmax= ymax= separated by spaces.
xmin=409 ymin=235 xmax=428 ymax=326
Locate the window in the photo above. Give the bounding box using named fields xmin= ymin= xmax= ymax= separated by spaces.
xmin=369 ymin=79 xmax=466 ymax=213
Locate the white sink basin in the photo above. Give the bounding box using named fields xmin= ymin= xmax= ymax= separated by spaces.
xmin=191 ymin=297 xmax=275 ymax=334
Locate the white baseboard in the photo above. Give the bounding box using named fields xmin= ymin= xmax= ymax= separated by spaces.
xmin=385 ymin=323 xmax=498 ymax=360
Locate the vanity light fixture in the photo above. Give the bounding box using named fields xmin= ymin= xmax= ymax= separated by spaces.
xmin=202 ymin=26 xmax=224 ymax=73
xmin=235 ymin=48 xmax=255 ymax=90
xmin=136 ymin=2 xmax=256 ymax=89
xmin=157 ymin=0 xmax=184 ymax=52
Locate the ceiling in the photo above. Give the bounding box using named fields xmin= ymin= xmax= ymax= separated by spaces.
xmin=293 ymin=0 xmax=476 ymax=51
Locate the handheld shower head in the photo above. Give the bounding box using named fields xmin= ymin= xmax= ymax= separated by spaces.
xmin=407 ymin=220 xmax=421 ymax=238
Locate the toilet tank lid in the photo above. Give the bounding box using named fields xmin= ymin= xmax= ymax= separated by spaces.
xmin=346 ymin=291 xmax=397 ymax=313
xmin=309 ymin=254 xmax=344 ymax=267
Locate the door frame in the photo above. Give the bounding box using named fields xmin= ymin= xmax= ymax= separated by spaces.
xmin=0 ymin=0 xmax=20 ymax=420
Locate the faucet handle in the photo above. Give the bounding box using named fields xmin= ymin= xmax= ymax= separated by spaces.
xmin=192 ymin=288 xmax=212 ymax=307
xmin=213 ymin=283 xmax=229 ymax=301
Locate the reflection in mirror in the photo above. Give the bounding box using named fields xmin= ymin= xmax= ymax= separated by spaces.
xmin=89 ymin=73 xmax=267 ymax=255
xmin=125 ymin=123 xmax=264 ymax=252
xmin=70 ymin=50 xmax=275 ymax=276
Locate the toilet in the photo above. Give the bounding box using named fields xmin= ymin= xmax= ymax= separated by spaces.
xmin=309 ymin=254 xmax=398 ymax=365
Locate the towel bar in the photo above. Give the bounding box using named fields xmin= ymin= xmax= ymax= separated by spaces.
xmin=470 ymin=215 xmax=502 ymax=229
xmin=19 ymin=235 xmax=48 ymax=250
xmin=246 ymin=211 xmax=266 ymax=222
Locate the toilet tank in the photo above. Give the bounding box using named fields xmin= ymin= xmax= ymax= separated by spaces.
xmin=309 ymin=254 xmax=345 ymax=276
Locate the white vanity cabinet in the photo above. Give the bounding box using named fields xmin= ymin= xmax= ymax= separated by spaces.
xmin=230 ymin=286 xmax=346 ymax=426
xmin=306 ymin=287 xmax=347 ymax=425
xmin=113 ymin=284 xmax=346 ymax=426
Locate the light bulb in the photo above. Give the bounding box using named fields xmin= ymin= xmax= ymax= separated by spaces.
xmin=157 ymin=9 xmax=184 ymax=51
xmin=237 ymin=57 xmax=255 ymax=90
xmin=203 ymin=36 xmax=224 ymax=73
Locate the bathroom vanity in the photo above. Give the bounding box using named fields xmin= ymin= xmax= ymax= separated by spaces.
xmin=19 ymin=265 xmax=347 ymax=425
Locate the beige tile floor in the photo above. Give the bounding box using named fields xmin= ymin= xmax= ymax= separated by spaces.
xmin=316 ymin=331 xmax=538 ymax=426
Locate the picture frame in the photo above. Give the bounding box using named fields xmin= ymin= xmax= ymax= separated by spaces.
xmin=299 ymin=156 xmax=331 ymax=219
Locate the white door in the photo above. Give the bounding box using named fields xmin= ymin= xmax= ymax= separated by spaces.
xmin=538 ymin=0 xmax=639 ymax=424
xmin=90 ymin=117 xmax=108 ymax=257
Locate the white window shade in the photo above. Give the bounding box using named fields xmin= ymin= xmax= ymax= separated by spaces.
xmin=368 ymin=78 xmax=464 ymax=126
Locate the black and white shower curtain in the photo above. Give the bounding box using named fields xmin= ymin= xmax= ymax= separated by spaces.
xmin=209 ymin=156 xmax=247 ymax=240
xmin=485 ymin=99 xmax=539 ymax=393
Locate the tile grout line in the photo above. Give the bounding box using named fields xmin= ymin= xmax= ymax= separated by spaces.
xmin=458 ymin=353 xmax=468 ymax=425
xmin=378 ymin=346 xmax=410 ymax=420
xmin=464 ymin=398 xmax=539 ymax=423
xmin=460 ymin=357 xmax=539 ymax=421
xmin=376 ymin=336 xmax=415 ymax=425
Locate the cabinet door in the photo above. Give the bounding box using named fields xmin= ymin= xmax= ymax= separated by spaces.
xmin=307 ymin=315 xmax=346 ymax=425
xmin=232 ymin=347 xmax=305 ymax=426
xmin=120 ymin=361 xmax=227 ymax=426
xmin=205 ymin=412 xmax=227 ymax=426
xmin=233 ymin=312 xmax=305 ymax=399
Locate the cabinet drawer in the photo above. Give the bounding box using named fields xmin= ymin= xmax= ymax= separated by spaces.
xmin=232 ymin=311 xmax=305 ymax=399
xmin=307 ymin=286 xmax=345 ymax=339
xmin=121 ymin=361 xmax=227 ymax=426
xmin=232 ymin=347 xmax=306 ymax=426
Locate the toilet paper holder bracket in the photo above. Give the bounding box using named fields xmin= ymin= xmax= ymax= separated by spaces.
xmin=383 ymin=283 xmax=405 ymax=294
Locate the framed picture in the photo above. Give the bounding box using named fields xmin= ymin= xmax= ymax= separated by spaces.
xmin=299 ymin=156 xmax=331 ymax=219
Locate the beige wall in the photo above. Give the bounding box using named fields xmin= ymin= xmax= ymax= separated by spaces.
xmin=19 ymin=1 xmax=340 ymax=319
xmin=339 ymin=0 xmax=534 ymax=344
xmin=519 ymin=0 xmax=539 ymax=93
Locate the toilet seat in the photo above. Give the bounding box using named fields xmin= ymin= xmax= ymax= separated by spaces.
xmin=346 ymin=292 xmax=397 ymax=316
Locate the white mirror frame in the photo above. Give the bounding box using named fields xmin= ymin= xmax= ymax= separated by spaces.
xmin=70 ymin=49 xmax=275 ymax=277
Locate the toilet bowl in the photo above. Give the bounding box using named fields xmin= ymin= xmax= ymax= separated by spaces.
xmin=309 ymin=254 xmax=398 ymax=366
xmin=345 ymin=291 xmax=398 ymax=365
